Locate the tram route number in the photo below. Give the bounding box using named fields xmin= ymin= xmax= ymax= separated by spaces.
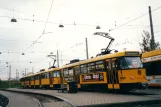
xmin=82 ymin=73 xmax=104 ymax=82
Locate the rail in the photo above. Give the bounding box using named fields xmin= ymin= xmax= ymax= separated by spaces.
xmin=0 ymin=89 xmax=76 ymax=107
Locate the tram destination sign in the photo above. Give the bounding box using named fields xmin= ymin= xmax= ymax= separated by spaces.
xmin=125 ymin=52 xmax=139 ymax=56
xmin=143 ymin=54 xmax=161 ymax=62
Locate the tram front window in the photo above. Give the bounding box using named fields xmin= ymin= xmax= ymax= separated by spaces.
xmin=124 ymin=57 xmax=143 ymax=69
xmin=118 ymin=57 xmax=143 ymax=69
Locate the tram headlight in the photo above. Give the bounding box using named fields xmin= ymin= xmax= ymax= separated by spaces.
xmin=131 ymin=76 xmax=134 ymax=79
xmin=144 ymin=76 xmax=147 ymax=79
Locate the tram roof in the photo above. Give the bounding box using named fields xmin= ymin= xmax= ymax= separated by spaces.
xmin=21 ymin=73 xmax=35 ymax=78
xmin=61 ymin=51 xmax=140 ymax=68
xmin=20 ymin=68 xmax=60 ymax=79
xmin=34 ymin=68 xmax=60 ymax=75
xmin=142 ymin=49 xmax=161 ymax=58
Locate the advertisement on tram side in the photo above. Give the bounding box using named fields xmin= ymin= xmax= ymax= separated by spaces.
xmin=81 ymin=73 xmax=105 ymax=82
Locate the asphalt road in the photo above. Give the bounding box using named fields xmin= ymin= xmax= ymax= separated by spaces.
xmin=0 ymin=90 xmax=39 ymax=107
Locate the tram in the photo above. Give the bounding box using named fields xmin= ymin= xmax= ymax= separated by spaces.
xmin=20 ymin=68 xmax=61 ymax=89
xmin=142 ymin=49 xmax=161 ymax=87
xmin=20 ymin=51 xmax=148 ymax=91
xmin=61 ymin=51 xmax=148 ymax=91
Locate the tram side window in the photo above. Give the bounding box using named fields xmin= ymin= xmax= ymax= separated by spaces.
xmin=75 ymin=66 xmax=80 ymax=74
xmin=144 ymin=61 xmax=161 ymax=75
xmin=117 ymin=57 xmax=128 ymax=69
xmin=41 ymin=73 xmax=45 ymax=79
xmin=63 ymin=69 xmax=69 ymax=76
xmin=44 ymin=73 xmax=49 ymax=78
xmin=88 ymin=63 xmax=95 ymax=72
xmin=53 ymin=71 xmax=60 ymax=77
xmin=35 ymin=75 xmax=39 ymax=80
xmin=31 ymin=77 xmax=34 ymax=80
xmin=96 ymin=61 xmax=105 ymax=71
xmin=80 ymin=65 xmax=84 ymax=73
xmin=88 ymin=64 xmax=91 ymax=72
xmin=26 ymin=77 xmax=29 ymax=81
xmin=80 ymin=64 xmax=87 ymax=73
xmin=57 ymin=71 xmax=60 ymax=77
xmin=69 ymin=68 xmax=74 ymax=76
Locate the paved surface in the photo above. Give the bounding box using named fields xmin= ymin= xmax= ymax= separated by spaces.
xmin=135 ymin=89 xmax=161 ymax=95
xmin=0 ymin=90 xmax=39 ymax=107
xmin=43 ymin=102 xmax=72 ymax=107
xmin=7 ymin=88 xmax=161 ymax=107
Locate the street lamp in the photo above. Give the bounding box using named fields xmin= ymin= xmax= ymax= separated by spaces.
xmin=11 ymin=10 xmax=17 ymax=22
xmin=11 ymin=18 xmax=17 ymax=22
xmin=59 ymin=24 xmax=64 ymax=28
xmin=109 ymin=29 xmax=113 ymax=32
xmin=96 ymin=25 xmax=101 ymax=29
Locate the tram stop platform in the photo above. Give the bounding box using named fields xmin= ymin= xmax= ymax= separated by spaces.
xmin=5 ymin=88 xmax=161 ymax=107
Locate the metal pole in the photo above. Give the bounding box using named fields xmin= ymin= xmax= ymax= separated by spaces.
xmin=60 ymin=51 xmax=63 ymax=66
xmin=9 ymin=65 xmax=11 ymax=88
xmin=9 ymin=65 xmax=11 ymax=80
xmin=57 ymin=50 xmax=59 ymax=67
xmin=49 ymin=62 xmax=51 ymax=68
xmin=17 ymin=71 xmax=19 ymax=79
xmin=85 ymin=38 xmax=89 ymax=59
xmin=32 ymin=67 xmax=34 ymax=73
xmin=25 ymin=68 xmax=26 ymax=76
xmin=22 ymin=71 xmax=23 ymax=77
xmin=16 ymin=69 xmax=17 ymax=79
xmin=149 ymin=6 xmax=155 ymax=50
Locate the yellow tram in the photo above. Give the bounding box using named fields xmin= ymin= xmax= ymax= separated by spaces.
xmin=20 ymin=51 xmax=148 ymax=91
xmin=20 ymin=73 xmax=35 ymax=88
xmin=61 ymin=51 xmax=148 ymax=91
xmin=20 ymin=68 xmax=61 ymax=89
xmin=142 ymin=49 xmax=161 ymax=87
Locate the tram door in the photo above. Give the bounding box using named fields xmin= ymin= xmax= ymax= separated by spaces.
xmin=29 ymin=77 xmax=31 ymax=88
xmin=39 ymin=74 xmax=41 ymax=88
xmin=33 ymin=76 xmax=35 ymax=87
xmin=107 ymin=58 xmax=120 ymax=89
xmin=49 ymin=72 xmax=53 ymax=88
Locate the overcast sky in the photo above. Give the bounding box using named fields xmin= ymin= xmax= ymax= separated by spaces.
xmin=0 ymin=0 xmax=161 ymax=80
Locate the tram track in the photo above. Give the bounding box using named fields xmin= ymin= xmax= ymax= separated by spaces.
xmin=0 ymin=89 xmax=75 ymax=107
xmin=1 ymin=88 xmax=161 ymax=107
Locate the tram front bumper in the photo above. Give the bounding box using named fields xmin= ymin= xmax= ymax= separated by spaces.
xmin=139 ymin=82 xmax=148 ymax=90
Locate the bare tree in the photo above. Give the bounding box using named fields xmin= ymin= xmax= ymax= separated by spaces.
xmin=139 ymin=31 xmax=160 ymax=52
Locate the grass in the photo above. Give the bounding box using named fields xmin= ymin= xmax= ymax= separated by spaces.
xmin=0 ymin=80 xmax=21 ymax=89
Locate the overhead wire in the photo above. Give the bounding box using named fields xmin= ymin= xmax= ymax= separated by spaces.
xmin=0 ymin=5 xmax=161 ymax=68
xmin=110 ymin=6 xmax=161 ymax=32
xmin=15 ymin=6 xmax=161 ymax=53
xmin=23 ymin=0 xmax=55 ymax=53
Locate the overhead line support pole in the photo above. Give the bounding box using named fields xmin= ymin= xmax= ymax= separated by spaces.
xmin=85 ymin=38 xmax=89 ymax=59
xmin=57 ymin=50 xmax=59 ymax=67
xmin=149 ymin=6 xmax=155 ymax=50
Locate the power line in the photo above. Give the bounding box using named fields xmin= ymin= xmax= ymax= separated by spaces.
xmin=0 ymin=7 xmax=39 ymax=17
xmin=110 ymin=6 xmax=161 ymax=32
xmin=23 ymin=0 xmax=55 ymax=53
xmin=0 ymin=51 xmax=56 ymax=54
